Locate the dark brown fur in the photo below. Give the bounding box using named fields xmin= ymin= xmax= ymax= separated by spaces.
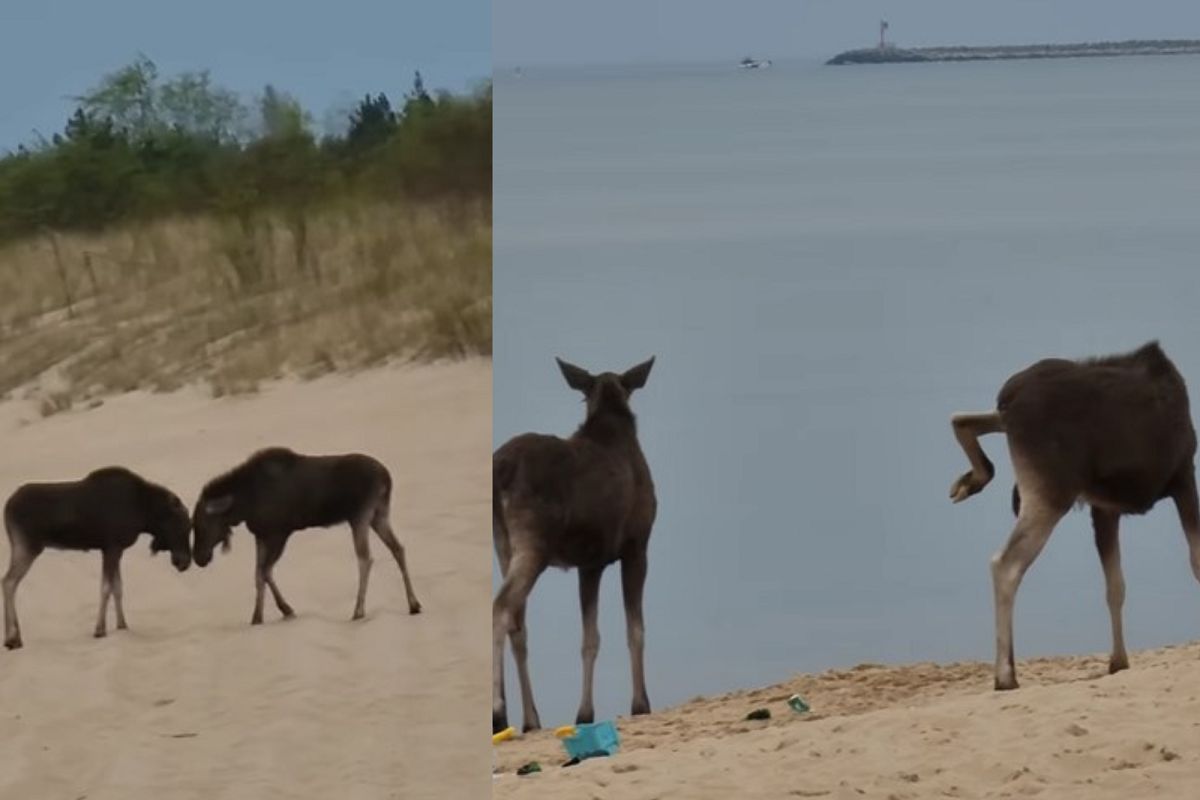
xmin=950 ymin=341 xmax=1200 ymax=690
xmin=493 ymin=357 xmax=657 ymax=733
xmin=192 ymin=447 xmax=422 ymax=624
xmin=2 ymin=467 xmax=192 ymax=649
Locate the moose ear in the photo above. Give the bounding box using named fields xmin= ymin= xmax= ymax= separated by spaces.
xmin=621 ymin=356 xmax=655 ymax=392
xmin=204 ymin=495 xmax=234 ymax=515
xmin=556 ymin=358 xmax=595 ymax=393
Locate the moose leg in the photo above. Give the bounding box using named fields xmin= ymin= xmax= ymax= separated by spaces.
xmin=575 ymin=566 xmax=603 ymax=725
xmin=351 ymin=518 xmax=374 ymax=620
xmin=111 ymin=553 xmax=128 ymax=631
xmin=510 ymin=603 xmax=541 ymax=732
xmin=370 ymin=505 xmax=422 ymax=614
xmin=248 ymin=537 xmax=285 ymax=623
xmin=990 ymin=489 xmax=1066 ymax=690
xmin=621 ymin=547 xmax=651 ymax=716
xmin=3 ymin=534 xmax=40 ymax=650
xmin=493 ymin=553 xmax=544 ymax=733
xmin=263 ymin=537 xmax=293 ymax=618
xmin=1171 ymin=469 xmax=1200 ymax=584
xmin=94 ymin=549 xmax=119 ymax=638
xmin=949 ymin=412 xmax=1003 ymax=502
xmin=1091 ymin=507 xmax=1129 ymax=673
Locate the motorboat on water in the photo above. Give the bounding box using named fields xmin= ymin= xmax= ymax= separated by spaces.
xmin=739 ymin=57 xmax=772 ymax=69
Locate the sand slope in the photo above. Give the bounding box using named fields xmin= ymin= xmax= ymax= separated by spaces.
xmin=0 ymin=361 xmax=489 ymax=800
xmin=494 ymin=642 xmax=1200 ymax=798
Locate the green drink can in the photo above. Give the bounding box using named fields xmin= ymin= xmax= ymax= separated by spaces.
xmin=788 ymin=694 xmax=810 ymax=713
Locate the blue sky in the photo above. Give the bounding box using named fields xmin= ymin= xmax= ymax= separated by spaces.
xmin=495 ymin=0 xmax=1200 ymax=67
xmin=0 ymin=0 xmax=489 ymax=150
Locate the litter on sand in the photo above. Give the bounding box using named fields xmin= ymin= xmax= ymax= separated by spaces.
xmin=516 ymin=761 xmax=542 ymax=776
xmin=746 ymin=708 xmax=771 ymax=721
xmin=560 ymin=720 xmax=621 ymax=761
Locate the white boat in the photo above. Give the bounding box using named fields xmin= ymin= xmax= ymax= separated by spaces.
xmin=739 ymin=57 xmax=772 ymax=69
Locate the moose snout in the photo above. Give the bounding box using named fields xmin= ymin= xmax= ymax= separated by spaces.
xmin=172 ymin=552 xmax=192 ymax=572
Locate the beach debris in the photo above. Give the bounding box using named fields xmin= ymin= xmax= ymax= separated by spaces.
xmin=561 ymin=720 xmax=621 ymax=761
xmin=492 ymin=726 xmax=516 ymax=744
xmin=516 ymin=761 xmax=542 ymax=776
xmin=788 ymin=694 xmax=811 ymax=714
xmin=562 ymin=757 xmax=582 ymax=768
xmin=554 ymin=724 xmax=577 ymax=739
xmin=746 ymin=708 xmax=771 ymax=721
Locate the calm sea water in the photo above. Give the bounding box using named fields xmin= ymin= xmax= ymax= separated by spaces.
xmin=493 ymin=56 xmax=1200 ymax=726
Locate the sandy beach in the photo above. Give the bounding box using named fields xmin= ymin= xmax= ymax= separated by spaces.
xmin=493 ymin=641 xmax=1200 ymax=798
xmin=0 ymin=360 xmax=490 ymax=800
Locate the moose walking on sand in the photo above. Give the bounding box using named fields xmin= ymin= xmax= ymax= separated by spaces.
xmin=949 ymin=341 xmax=1199 ymax=690
xmin=3 ymin=467 xmax=193 ymax=649
xmin=492 ymin=357 xmax=658 ymax=733
xmin=192 ymin=447 xmax=422 ymax=624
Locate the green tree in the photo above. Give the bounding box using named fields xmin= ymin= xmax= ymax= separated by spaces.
xmin=0 ymin=58 xmax=490 ymax=244
xmin=74 ymin=54 xmax=160 ymax=138
xmin=346 ymin=93 xmax=397 ymax=152
xmin=159 ymin=70 xmax=245 ymax=142
xmin=258 ymin=85 xmax=311 ymax=140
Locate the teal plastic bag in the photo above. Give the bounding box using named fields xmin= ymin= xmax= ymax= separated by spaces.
xmin=561 ymin=721 xmax=621 ymax=760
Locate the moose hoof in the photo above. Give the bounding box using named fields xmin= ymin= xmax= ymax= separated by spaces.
xmin=492 ymin=711 xmax=509 ymax=735
xmin=949 ymin=474 xmax=983 ymax=503
xmin=1109 ymin=657 xmax=1130 ymax=674
xmin=93 ymin=629 xmax=107 ymax=639
xmin=250 ymin=616 xmax=263 ymax=626
xmin=352 ymin=609 xmax=366 ymax=621
xmin=994 ymin=677 xmax=1019 ymax=691
xmin=280 ymin=607 xmax=296 ymax=619
xmin=4 ymin=637 xmax=22 ymax=650
xmin=116 ymin=621 xmax=128 ymax=631
xmin=409 ymin=602 xmax=423 ymax=615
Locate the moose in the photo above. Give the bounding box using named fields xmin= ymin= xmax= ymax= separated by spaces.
xmin=949 ymin=341 xmax=1200 ymax=690
xmin=493 ymin=356 xmax=658 ymax=733
xmin=192 ymin=447 xmax=422 ymax=624
xmin=3 ymin=467 xmax=192 ymax=649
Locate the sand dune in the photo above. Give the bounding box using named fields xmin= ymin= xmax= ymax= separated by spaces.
xmin=0 ymin=360 xmax=489 ymax=800
xmin=494 ymin=641 xmax=1200 ymax=798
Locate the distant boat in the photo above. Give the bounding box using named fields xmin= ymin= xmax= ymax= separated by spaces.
xmin=739 ymin=57 xmax=772 ymax=69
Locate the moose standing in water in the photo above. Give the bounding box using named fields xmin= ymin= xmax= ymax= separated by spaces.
xmin=3 ymin=467 xmax=192 ymax=649
xmin=493 ymin=357 xmax=658 ymax=733
xmin=192 ymin=447 xmax=422 ymax=624
xmin=949 ymin=341 xmax=1200 ymax=690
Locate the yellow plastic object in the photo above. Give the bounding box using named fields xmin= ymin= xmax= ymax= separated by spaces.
xmin=492 ymin=726 xmax=516 ymax=744
xmin=554 ymin=725 xmax=577 ymax=739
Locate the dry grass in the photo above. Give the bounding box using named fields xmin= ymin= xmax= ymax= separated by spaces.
xmin=0 ymin=198 xmax=491 ymax=412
